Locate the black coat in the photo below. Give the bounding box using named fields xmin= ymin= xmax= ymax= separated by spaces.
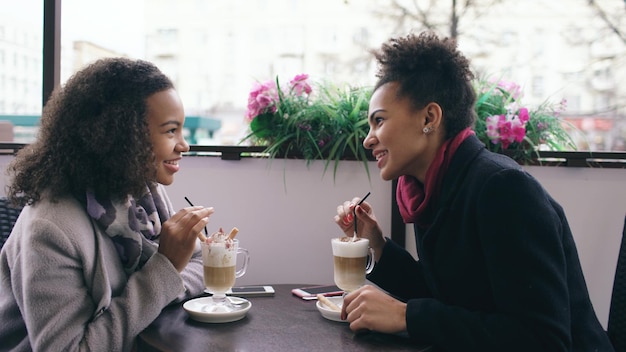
xmin=368 ymin=135 xmax=614 ymax=351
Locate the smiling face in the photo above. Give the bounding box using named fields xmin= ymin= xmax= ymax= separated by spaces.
xmin=146 ymin=88 xmax=189 ymax=185
xmin=364 ymin=82 xmax=444 ymax=183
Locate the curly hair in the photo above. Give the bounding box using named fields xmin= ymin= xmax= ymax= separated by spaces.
xmin=372 ymin=31 xmax=476 ymax=140
xmin=6 ymin=57 xmax=174 ymax=206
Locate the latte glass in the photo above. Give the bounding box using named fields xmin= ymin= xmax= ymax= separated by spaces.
xmin=331 ymin=237 xmax=374 ymax=293
xmin=201 ymin=239 xmax=249 ymax=312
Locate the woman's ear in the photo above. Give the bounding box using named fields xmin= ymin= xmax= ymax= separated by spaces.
xmin=424 ymin=102 xmax=443 ymax=127
xmin=421 ymin=102 xmax=443 ymax=134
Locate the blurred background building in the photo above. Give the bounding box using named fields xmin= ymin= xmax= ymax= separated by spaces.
xmin=1 ymin=0 xmax=625 ymax=150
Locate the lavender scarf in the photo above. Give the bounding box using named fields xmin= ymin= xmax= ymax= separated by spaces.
xmin=85 ymin=183 xmax=172 ymax=275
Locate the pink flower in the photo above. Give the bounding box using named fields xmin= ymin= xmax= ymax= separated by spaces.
xmin=510 ymin=119 xmax=526 ymax=143
xmin=499 ymin=120 xmax=513 ymax=149
xmin=518 ymin=108 xmax=529 ymax=123
xmin=246 ymin=80 xmax=279 ymax=121
xmin=289 ymin=74 xmax=312 ymax=96
xmin=485 ymin=110 xmax=528 ymax=149
xmin=486 ymin=115 xmax=503 ymax=144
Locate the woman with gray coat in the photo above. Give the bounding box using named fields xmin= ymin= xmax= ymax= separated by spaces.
xmin=0 ymin=58 xmax=214 ymax=351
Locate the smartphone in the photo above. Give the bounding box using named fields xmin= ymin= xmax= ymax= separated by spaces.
xmin=291 ymin=284 xmax=344 ymax=300
xmin=225 ymin=285 xmax=275 ymax=297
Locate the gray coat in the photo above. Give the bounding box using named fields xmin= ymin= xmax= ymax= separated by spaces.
xmin=0 ymin=186 xmax=205 ymax=351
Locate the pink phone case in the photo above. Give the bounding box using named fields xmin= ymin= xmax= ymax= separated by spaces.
xmin=291 ymin=285 xmax=344 ymax=300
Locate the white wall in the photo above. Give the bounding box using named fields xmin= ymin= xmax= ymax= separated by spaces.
xmin=0 ymin=155 xmax=391 ymax=288
xmin=1 ymin=155 xmax=624 ymax=328
xmin=164 ymin=157 xmax=392 ymax=289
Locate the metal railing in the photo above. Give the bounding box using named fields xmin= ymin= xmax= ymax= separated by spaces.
xmin=1 ymin=143 xmax=625 ymax=168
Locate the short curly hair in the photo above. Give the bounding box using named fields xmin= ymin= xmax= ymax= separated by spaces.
xmin=6 ymin=57 xmax=174 ymax=206
xmin=372 ymin=31 xmax=476 ymax=139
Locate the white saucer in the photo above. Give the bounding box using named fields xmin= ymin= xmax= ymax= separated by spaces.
xmin=183 ymin=296 xmax=251 ymax=323
xmin=316 ymin=296 xmax=347 ymax=323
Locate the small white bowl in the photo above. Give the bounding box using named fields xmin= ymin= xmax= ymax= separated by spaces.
xmin=183 ymin=296 xmax=251 ymax=323
xmin=315 ymin=296 xmax=346 ymax=323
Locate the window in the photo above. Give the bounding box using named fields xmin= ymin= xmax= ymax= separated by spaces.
xmin=531 ymin=76 xmax=545 ymax=98
xmin=0 ymin=0 xmax=42 ymax=119
xmin=1 ymin=0 xmax=625 ymax=151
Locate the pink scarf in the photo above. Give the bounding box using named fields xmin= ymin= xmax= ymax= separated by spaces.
xmin=396 ymin=128 xmax=474 ymax=227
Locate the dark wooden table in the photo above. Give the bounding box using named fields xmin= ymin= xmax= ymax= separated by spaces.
xmin=137 ymin=284 xmax=432 ymax=351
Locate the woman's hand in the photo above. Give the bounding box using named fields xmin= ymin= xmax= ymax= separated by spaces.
xmin=334 ymin=197 xmax=385 ymax=260
xmin=341 ymin=285 xmax=407 ymax=334
xmin=158 ymin=206 xmax=215 ymax=272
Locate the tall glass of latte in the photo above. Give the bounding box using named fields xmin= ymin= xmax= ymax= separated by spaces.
xmin=331 ymin=237 xmax=374 ymax=293
xmin=201 ymin=236 xmax=249 ymax=312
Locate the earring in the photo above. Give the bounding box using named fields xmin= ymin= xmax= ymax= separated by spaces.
xmin=423 ymin=126 xmax=431 ymax=134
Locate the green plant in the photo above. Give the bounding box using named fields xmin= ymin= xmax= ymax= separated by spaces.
xmin=241 ymin=74 xmax=372 ymax=179
xmin=473 ymin=77 xmax=577 ymax=163
xmin=242 ymin=74 xmax=577 ymax=174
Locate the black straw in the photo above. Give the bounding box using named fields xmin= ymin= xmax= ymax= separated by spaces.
xmin=184 ymin=196 xmax=208 ymax=236
xmin=354 ymin=191 xmax=371 ymax=235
